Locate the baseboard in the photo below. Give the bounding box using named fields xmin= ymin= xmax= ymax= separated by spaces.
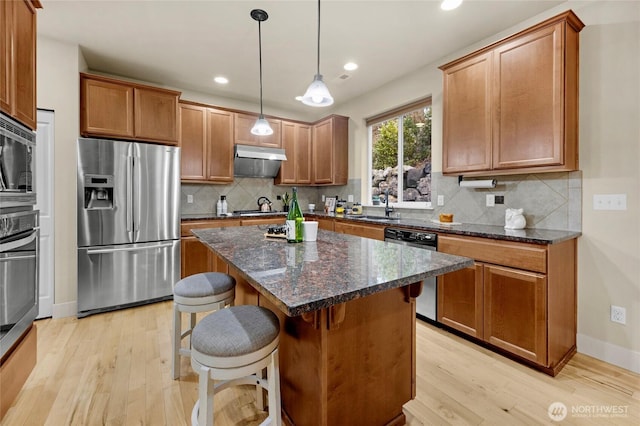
xmin=577 ymin=333 xmax=640 ymax=374
xmin=52 ymin=301 xmax=77 ymax=319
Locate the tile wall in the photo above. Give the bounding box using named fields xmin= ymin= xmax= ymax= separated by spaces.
xmin=181 ymin=172 xmax=581 ymax=231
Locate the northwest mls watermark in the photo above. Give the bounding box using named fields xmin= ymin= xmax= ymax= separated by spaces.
xmin=548 ymin=402 xmax=629 ymax=422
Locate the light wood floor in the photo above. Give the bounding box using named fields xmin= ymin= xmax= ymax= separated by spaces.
xmin=2 ymin=300 xmax=638 ymax=425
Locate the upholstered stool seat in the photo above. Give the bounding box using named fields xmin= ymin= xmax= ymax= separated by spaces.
xmin=172 ymin=272 xmax=236 ymax=380
xmin=190 ymin=305 xmax=281 ymax=426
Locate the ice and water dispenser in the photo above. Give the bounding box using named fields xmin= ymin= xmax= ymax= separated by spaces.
xmin=83 ymin=174 xmax=114 ymax=210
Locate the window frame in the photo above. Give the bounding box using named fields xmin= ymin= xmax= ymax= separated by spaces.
xmin=365 ymin=97 xmax=433 ymax=209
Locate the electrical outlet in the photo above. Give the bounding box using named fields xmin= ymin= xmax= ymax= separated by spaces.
xmin=186 ymin=194 xmax=193 ymax=204
xmin=486 ymin=194 xmax=495 ymax=207
xmin=348 ymin=194 xmax=354 ymax=202
xmin=611 ymin=305 xmax=626 ymax=324
xmin=437 ymin=195 xmax=444 ymax=206
xmin=322 ymin=194 xmax=326 ymax=202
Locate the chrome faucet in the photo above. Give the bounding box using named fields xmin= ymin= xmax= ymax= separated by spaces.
xmin=384 ymin=189 xmax=394 ymax=218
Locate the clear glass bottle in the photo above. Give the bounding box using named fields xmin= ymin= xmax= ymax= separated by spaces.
xmin=286 ymin=187 xmax=304 ymax=243
xmin=216 ymin=196 xmax=223 ymax=216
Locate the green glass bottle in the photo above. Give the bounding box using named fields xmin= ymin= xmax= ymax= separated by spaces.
xmin=286 ymin=187 xmax=304 ymax=243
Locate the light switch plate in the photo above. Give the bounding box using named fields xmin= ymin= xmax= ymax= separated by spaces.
xmin=187 ymin=194 xmax=194 ymax=204
xmin=486 ymin=194 xmax=495 ymax=207
xmin=348 ymin=194 xmax=354 ymax=202
xmin=437 ymin=195 xmax=444 ymax=206
xmin=593 ymin=194 xmax=627 ymax=210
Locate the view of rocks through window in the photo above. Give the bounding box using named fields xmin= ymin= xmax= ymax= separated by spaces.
xmin=371 ymin=107 xmax=432 ymax=204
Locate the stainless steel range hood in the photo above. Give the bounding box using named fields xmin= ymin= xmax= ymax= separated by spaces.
xmin=234 ymin=144 xmax=287 ymax=178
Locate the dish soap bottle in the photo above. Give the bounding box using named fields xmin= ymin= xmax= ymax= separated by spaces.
xmin=221 ymin=195 xmax=228 ymax=215
xmin=286 ymin=187 xmax=303 ymax=243
xmin=216 ymin=196 xmax=223 ymax=216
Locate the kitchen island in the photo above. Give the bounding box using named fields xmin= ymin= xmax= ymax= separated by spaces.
xmin=193 ymin=225 xmax=473 ymax=426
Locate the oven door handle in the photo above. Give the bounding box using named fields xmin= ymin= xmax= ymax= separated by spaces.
xmin=0 ymin=253 xmax=36 ymax=261
xmin=0 ymin=229 xmax=38 ymax=252
xmin=86 ymin=242 xmax=173 ymax=255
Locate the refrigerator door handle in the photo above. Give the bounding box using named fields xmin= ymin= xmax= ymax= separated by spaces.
xmin=86 ymin=242 xmax=173 ymax=255
xmin=126 ymin=153 xmax=134 ymax=239
xmin=133 ymin=143 xmax=141 ymax=235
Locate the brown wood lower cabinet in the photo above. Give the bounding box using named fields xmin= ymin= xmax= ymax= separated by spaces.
xmin=334 ymin=220 xmax=384 ymax=240
xmin=180 ymin=219 xmax=240 ymax=278
xmin=437 ymin=234 xmax=576 ymax=375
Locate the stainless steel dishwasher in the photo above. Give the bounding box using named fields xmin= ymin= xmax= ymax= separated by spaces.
xmin=384 ymin=227 xmax=437 ymax=323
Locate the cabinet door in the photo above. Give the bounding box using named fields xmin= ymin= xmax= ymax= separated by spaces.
xmin=179 ymin=103 xmax=207 ymax=180
xmin=234 ymin=113 xmax=282 ymax=148
xmin=240 ymin=218 xmax=285 ymax=227
xmin=275 ymin=122 xmax=297 ymax=184
xmin=312 ymin=118 xmax=333 ymax=184
xmin=81 ymin=76 xmax=134 ymax=138
xmin=134 ymin=87 xmax=179 ymax=143
xmin=316 ymin=217 xmax=334 ymax=231
xmin=437 ymin=263 xmax=484 ymax=338
xmin=206 ymin=108 xmax=234 ymax=182
xmin=296 ymin=123 xmax=312 ymax=184
xmin=492 ymin=22 xmax=564 ymax=169
xmin=180 ymin=236 xmax=214 ymax=278
xmin=441 ymin=52 xmax=492 ymax=174
xmin=483 ymin=264 xmax=547 ymax=365
xmin=0 ymin=0 xmax=12 ymax=116
xmin=334 ymin=221 xmax=384 ymax=240
xmin=276 ymin=122 xmax=312 ymax=185
xmin=12 ymin=0 xmax=37 ymax=129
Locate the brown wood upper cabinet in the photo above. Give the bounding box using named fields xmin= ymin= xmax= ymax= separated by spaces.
xmin=234 ymin=112 xmax=282 ymax=148
xmin=440 ymin=11 xmax=584 ymax=176
xmin=80 ymin=73 xmax=180 ymax=144
xmin=1 ymin=0 xmax=40 ymax=130
xmin=312 ymin=115 xmax=349 ymax=185
xmin=179 ymin=101 xmax=234 ymax=183
xmin=437 ymin=234 xmax=577 ymax=376
xmin=274 ymin=121 xmax=312 ymax=185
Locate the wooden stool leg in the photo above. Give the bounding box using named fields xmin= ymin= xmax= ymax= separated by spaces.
xmin=197 ymin=365 xmax=215 ymax=426
xmin=267 ymin=348 xmax=282 ymax=425
xmin=189 ymin=313 xmax=197 ymax=349
xmin=172 ymin=304 xmax=181 ymax=380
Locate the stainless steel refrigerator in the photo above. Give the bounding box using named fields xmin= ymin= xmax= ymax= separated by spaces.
xmin=77 ymin=138 xmax=180 ymax=317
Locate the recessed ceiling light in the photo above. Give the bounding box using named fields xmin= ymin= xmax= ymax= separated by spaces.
xmin=441 ymin=0 xmax=463 ymax=11
xmin=344 ymin=62 xmax=358 ymax=71
xmin=214 ymin=76 xmax=229 ymax=84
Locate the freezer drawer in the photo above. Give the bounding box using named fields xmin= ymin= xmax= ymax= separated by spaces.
xmin=77 ymin=240 xmax=179 ymax=317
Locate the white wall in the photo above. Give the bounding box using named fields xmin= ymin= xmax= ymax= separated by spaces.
xmin=331 ymin=1 xmax=640 ymax=372
xmin=36 ymin=37 xmax=81 ymax=317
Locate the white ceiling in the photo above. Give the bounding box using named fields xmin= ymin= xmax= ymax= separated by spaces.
xmin=37 ymin=0 xmax=566 ymax=113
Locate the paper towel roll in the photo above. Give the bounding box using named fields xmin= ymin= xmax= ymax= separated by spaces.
xmin=459 ymin=179 xmax=497 ymax=188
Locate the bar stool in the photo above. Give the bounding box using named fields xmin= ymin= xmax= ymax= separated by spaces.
xmin=172 ymin=272 xmax=236 ymax=380
xmin=190 ymin=305 xmax=281 ymax=426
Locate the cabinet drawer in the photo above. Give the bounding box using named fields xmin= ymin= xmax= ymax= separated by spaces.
xmin=438 ymin=235 xmax=546 ymax=273
xmin=180 ymin=220 xmax=240 ymax=237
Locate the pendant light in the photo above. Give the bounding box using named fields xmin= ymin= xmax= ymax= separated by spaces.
xmin=250 ymin=9 xmax=273 ymax=136
xmin=301 ymin=0 xmax=333 ymax=107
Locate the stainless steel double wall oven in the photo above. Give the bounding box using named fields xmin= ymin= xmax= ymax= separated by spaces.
xmin=0 ymin=112 xmax=39 ymax=360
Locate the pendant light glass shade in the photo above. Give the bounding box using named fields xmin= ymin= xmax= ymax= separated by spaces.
xmin=302 ymin=74 xmax=333 ymax=106
xmin=250 ymin=9 xmax=273 ymax=136
xmin=302 ymin=0 xmax=333 ymax=107
xmin=251 ymin=115 xmax=273 ymax=135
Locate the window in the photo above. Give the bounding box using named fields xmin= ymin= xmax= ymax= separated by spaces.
xmin=367 ymin=97 xmax=432 ymax=207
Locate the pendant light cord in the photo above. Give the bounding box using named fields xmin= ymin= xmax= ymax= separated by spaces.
xmin=258 ymin=19 xmax=264 ymax=116
xmin=316 ymin=0 xmax=321 ymax=76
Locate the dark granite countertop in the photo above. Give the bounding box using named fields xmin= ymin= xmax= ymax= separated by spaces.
xmin=181 ymin=212 xmax=287 ymax=221
xmin=192 ymin=226 xmax=473 ymax=317
xmin=183 ymin=212 xmax=581 ymax=245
